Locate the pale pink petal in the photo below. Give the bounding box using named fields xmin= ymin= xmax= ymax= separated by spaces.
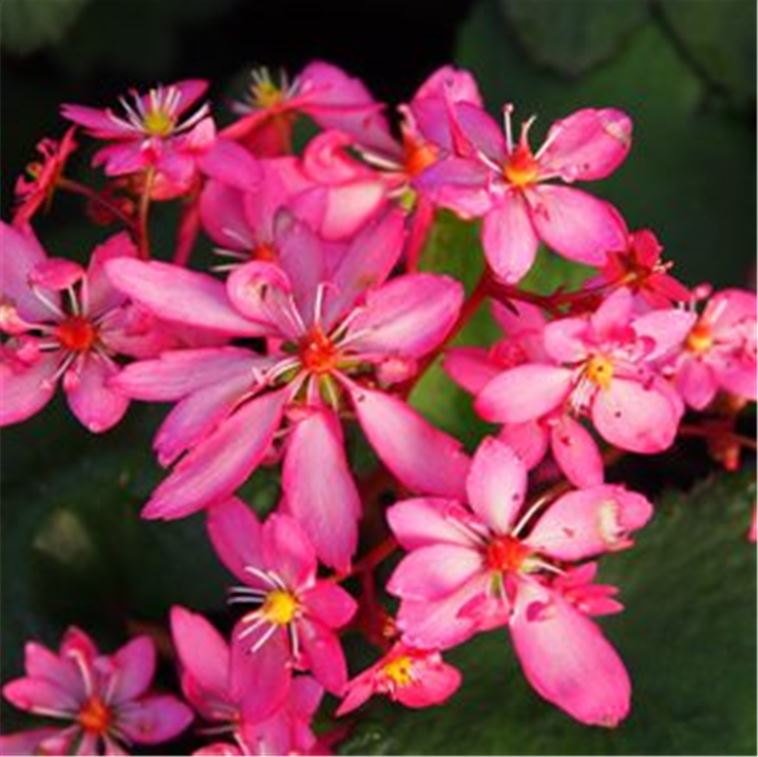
xmin=199 ymin=180 xmax=255 ymax=250
xmin=387 ymin=544 xmax=483 ymax=601
xmin=413 ymin=65 xmax=483 ymax=107
xmin=108 ymin=636 xmax=155 ymax=704
xmin=528 ymin=186 xmax=626 ymax=265
xmin=344 ymin=274 xmax=464 ymax=359
xmin=509 ymin=579 xmax=630 ymax=726
xmin=61 ymin=103 xmax=134 ymax=137
xmin=349 ymin=385 xmax=470 ymax=499
xmin=142 ymin=390 xmax=286 ymax=519
xmin=262 ymin=512 xmax=317 ymax=588
xmin=387 ymin=498 xmax=481 ymax=550
xmin=0 ymin=728 xmax=64 ymax=756
xmin=525 ymin=485 xmax=653 ymax=560
xmin=549 ymin=415 xmax=604 ymax=488
xmin=206 ymin=497 xmax=265 ymax=585
xmin=105 ymin=259 xmax=263 ymax=336
xmin=0 ymin=352 xmax=58 ymax=427
xmin=592 ymin=377 xmax=681 ymax=453
xmin=476 ymin=365 xmax=572 ymax=423
xmin=302 ymin=582 xmax=357 ymax=629
xmin=2 ymin=677 xmax=79 ymax=715
xmin=394 ymin=659 xmax=462 ymax=709
xmin=24 ymin=643 xmax=82 ymax=697
xmin=117 ymin=694 xmax=193 ymax=744
xmin=675 ymin=357 xmax=717 ymax=410
xmin=93 ymin=142 xmax=149 ymax=176
xmin=498 ymin=420 xmax=550 ymax=470
xmin=537 ymin=108 xmax=632 ymax=182
xmin=482 ymin=193 xmax=539 ymax=283
xmin=297 ymin=619 xmax=347 ymax=696
xmin=543 ymin=318 xmax=590 ymax=364
xmin=715 ymin=357 xmax=757 ymax=401
xmin=63 ymin=357 xmax=129 ymax=433
xmin=443 ymin=347 xmax=501 ymax=394
xmin=466 ymin=436 xmax=527 ymax=534
xmin=632 ymin=309 xmax=696 ymax=363
xmin=282 ymin=409 xmax=360 ymax=572
xmin=454 ymin=102 xmax=507 ymax=160
xmin=414 ymin=158 xmax=492 ymax=218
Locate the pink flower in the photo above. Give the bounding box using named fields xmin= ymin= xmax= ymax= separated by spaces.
xmin=13 ymin=127 xmax=78 ymax=227
xmin=414 ymin=102 xmax=631 ymax=282
xmin=337 ymin=642 xmax=461 ymax=715
xmin=0 ymin=626 xmax=192 ymax=755
xmin=0 ymin=225 xmax=175 ymax=432
xmin=106 ymin=209 xmax=468 ymax=570
xmin=670 ymin=289 xmax=757 ymax=410
xmin=477 ymin=288 xmax=695 ymax=453
xmin=170 ymin=606 xmax=323 ymax=755
xmin=206 ymin=499 xmax=355 ymax=723
xmin=62 ymin=80 xmax=215 ymax=200
xmin=387 ymin=436 xmax=652 ymax=725
xmin=223 ymin=62 xmax=397 ymax=157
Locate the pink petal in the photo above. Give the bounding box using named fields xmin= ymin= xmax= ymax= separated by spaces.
xmin=297 ymin=619 xmax=348 ymax=696
xmin=509 ymin=579 xmax=630 ymax=726
xmin=476 ymin=365 xmax=572 ymax=423
xmin=525 ymin=485 xmax=653 ymax=560
xmin=105 ymin=259 xmax=263 ymax=337
xmin=349 ymin=385 xmax=470 ymax=499
xmin=592 ymin=377 xmax=681 ymax=453
xmin=199 ymin=180 xmax=255 ymax=250
xmin=394 ymin=658 xmax=461 ymax=709
xmin=549 ymin=415 xmax=604 ymax=488
xmin=302 ymin=582 xmax=357 ymax=629
xmin=23 ymin=643 xmax=82 ymax=698
xmin=29 ymin=259 xmax=84 ymax=291
xmin=336 ymin=677 xmax=375 ymax=716
xmin=63 ymin=357 xmax=129 ymax=433
xmin=443 ymin=347 xmax=501 ymax=395
xmin=198 ymin=138 xmax=262 ymax=190
xmin=107 ymin=636 xmax=156 ymax=704
xmin=142 ymin=389 xmax=286 ymax=519
xmin=170 ymin=606 xmax=230 ymax=699
xmin=497 ymin=420 xmax=550 ymax=470
xmin=2 ymin=677 xmax=79 ymax=715
xmin=94 ymin=142 xmax=149 ymax=176
xmin=528 ymin=186 xmax=626 ymax=265
xmin=0 ymin=351 xmax=58 ymax=427
xmin=61 ymin=103 xmax=133 ymax=138
xmin=0 ymin=728 xmax=64 ymax=756
xmin=282 ymin=408 xmax=360 ymax=572
xmin=466 ymin=436 xmax=527 ymax=534
xmin=413 ymin=65 xmax=483 ymax=107
xmin=387 ymin=498 xmax=482 ymax=550
xmin=537 ymin=108 xmax=632 ymax=182
xmin=632 ymin=308 xmax=697 ymax=362
xmin=344 ymin=273 xmax=464 ymax=359
xmin=206 ymin=497 xmax=265 ymax=586
xmin=543 ymin=318 xmax=590 ymax=364
xmin=414 ymin=158 xmax=492 ymax=218
xmin=675 ymin=357 xmax=717 ymax=410
xmin=117 ymin=694 xmax=194 ymax=744
xmin=387 ymin=544 xmax=483 ymax=601
xmin=482 ymin=193 xmax=539 ymax=283
xmin=262 ymin=513 xmax=317 ymax=589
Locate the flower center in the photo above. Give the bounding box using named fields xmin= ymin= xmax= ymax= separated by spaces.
xmin=262 ymin=589 xmax=299 ymax=625
xmin=252 ymin=80 xmax=283 ymax=109
xmin=404 ymin=138 xmax=439 ymax=177
xmin=485 ymin=535 xmax=532 ymax=573
xmin=56 ymin=316 xmax=97 ymax=352
xmin=585 ymin=355 xmax=614 ymax=390
xmin=253 ymin=242 xmax=277 ymax=262
xmin=382 ymin=655 xmax=414 ymax=687
xmin=78 ymin=697 xmax=111 ymax=735
xmin=503 ymin=146 xmax=539 ymax=188
xmin=142 ymin=108 xmax=175 ymax=137
xmin=686 ymin=322 xmax=713 ymax=354
xmin=300 ymin=327 xmax=339 ymax=374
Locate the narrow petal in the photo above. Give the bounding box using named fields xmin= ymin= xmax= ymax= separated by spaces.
xmin=675 ymin=357 xmax=716 ymax=411
xmin=482 ymin=194 xmax=539 ymax=284
xmin=117 ymin=694 xmax=194 ymax=744
xmin=476 ymin=365 xmax=572 ymax=424
xmin=24 ymin=643 xmax=82 ymax=698
xmin=387 ymin=498 xmax=481 ymax=550
xmin=466 ymin=436 xmax=527 ymax=534
xmin=206 ymin=497 xmax=265 ymax=586
xmin=63 ymin=357 xmax=129 ymax=433
xmin=297 ymin=619 xmax=348 ymax=696
xmin=282 ymin=408 xmax=360 ymax=572
xmin=107 ymin=636 xmax=155 ymax=705
xmin=261 ymin=513 xmax=317 ymax=588
xmin=302 ymin=582 xmax=357 ymax=629
xmin=414 ymin=158 xmax=492 ymax=218
xmin=2 ymin=677 xmax=79 ymax=715
xmin=0 ymin=222 xmax=52 ymax=322
xmin=509 ymin=579 xmax=630 ymax=726
xmin=350 ymin=385 xmax=470 ymax=499
xmin=549 ymin=415 xmax=604 ymax=488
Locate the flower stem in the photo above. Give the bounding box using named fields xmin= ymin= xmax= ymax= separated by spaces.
xmin=137 ymin=166 xmax=155 ymax=260
xmin=56 ymin=177 xmax=135 ymax=229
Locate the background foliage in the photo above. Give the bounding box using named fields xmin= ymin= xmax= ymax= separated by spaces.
xmin=1 ymin=0 xmax=755 ymax=753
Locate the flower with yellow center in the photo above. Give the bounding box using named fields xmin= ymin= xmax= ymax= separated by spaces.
xmin=382 ymin=655 xmax=415 ymax=688
xmin=585 ymin=355 xmax=614 ymax=391
xmin=686 ymin=322 xmax=713 ymax=354
xmin=261 ymin=589 xmax=300 ymax=625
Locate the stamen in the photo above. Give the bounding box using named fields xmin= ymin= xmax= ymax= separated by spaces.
xmin=503 ymin=103 xmax=515 ymax=155
xmin=31 ymin=285 xmax=65 ymax=319
xmin=249 ymin=622 xmax=279 ymax=654
xmin=243 ymin=566 xmax=278 ymax=588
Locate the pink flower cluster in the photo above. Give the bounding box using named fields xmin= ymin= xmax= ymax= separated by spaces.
xmin=1 ymin=60 xmax=755 ymax=754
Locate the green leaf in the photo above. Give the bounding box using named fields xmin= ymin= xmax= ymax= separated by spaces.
xmin=339 ymin=469 xmax=757 ymax=755
xmin=501 ymin=0 xmax=647 ymax=77
xmin=0 ymin=0 xmax=90 ymax=55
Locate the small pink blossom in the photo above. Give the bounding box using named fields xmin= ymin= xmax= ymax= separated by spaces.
xmin=387 ymin=436 xmax=652 ymax=725
xmin=207 ymin=499 xmax=356 ymax=723
xmin=337 ymin=643 xmax=461 ymax=715
xmin=414 ymin=100 xmax=631 ymax=282
xmin=0 ymin=627 xmax=192 ymax=755
xmin=476 ymin=288 xmax=695 ymax=453
xmin=62 ymin=81 xmax=215 ymax=199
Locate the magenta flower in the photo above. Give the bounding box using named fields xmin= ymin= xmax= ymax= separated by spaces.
xmin=670 ymin=289 xmax=757 ymax=410
xmin=337 ymin=642 xmax=461 ymax=716
xmin=206 ymin=499 xmax=355 ymax=723
xmin=387 ymin=436 xmax=653 ymax=725
xmin=0 ymin=627 xmax=192 ymax=755
xmin=170 ymin=606 xmax=323 ymax=755
xmin=62 ymin=80 xmax=215 ymax=199
xmin=414 ymin=101 xmax=631 ymax=282
xmin=106 ymin=208 xmax=467 ymax=570
xmin=476 ymin=288 xmax=695 ymax=454
xmin=0 ymin=225 xmax=175 ymax=432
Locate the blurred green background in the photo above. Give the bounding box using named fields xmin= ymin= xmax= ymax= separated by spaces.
xmin=1 ymin=0 xmax=755 ymax=754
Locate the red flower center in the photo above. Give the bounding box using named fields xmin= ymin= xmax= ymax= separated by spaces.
xmin=404 ymin=137 xmax=439 ymax=177
xmin=253 ymin=242 xmax=277 ymax=262
xmin=686 ymin=322 xmax=713 ymax=354
xmin=300 ymin=327 xmax=339 ymax=374
xmin=56 ymin=316 xmax=97 ymax=352
xmin=485 ymin=535 xmax=532 ymax=572
xmin=78 ymin=696 xmax=111 ymax=735
xmin=503 ymin=145 xmax=539 ymax=188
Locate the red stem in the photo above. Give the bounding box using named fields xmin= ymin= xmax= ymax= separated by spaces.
xmin=57 ymin=177 xmax=135 ymax=229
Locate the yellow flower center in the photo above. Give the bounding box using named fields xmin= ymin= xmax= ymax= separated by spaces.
xmin=383 ymin=655 xmax=414 ymax=687
xmin=686 ymin=322 xmax=713 ymax=354
xmin=143 ymin=108 xmax=175 ymax=137
xmin=503 ymin=146 xmax=539 ymax=188
xmin=585 ymin=355 xmax=614 ymax=390
xmin=262 ymin=589 xmax=299 ymax=625
xmin=252 ymin=80 xmax=284 ymax=109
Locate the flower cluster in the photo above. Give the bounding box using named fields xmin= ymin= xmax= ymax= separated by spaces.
xmin=1 ymin=60 xmax=755 ymax=754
